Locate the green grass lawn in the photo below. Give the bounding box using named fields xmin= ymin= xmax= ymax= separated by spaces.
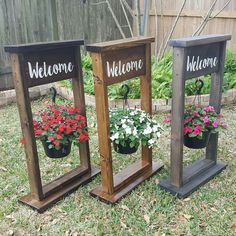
xmin=0 ymin=97 xmax=235 ymax=236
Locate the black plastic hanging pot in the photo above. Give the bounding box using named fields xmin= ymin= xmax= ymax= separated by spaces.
xmin=113 ymin=142 xmax=139 ymax=154
xmin=184 ymin=131 xmax=210 ymax=149
xmin=42 ymin=141 xmax=72 ymax=158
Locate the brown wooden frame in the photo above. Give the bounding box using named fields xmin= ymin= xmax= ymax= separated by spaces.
xmin=4 ymin=40 xmax=100 ymax=212
xmin=160 ymin=34 xmax=231 ymax=198
xmin=86 ymin=37 xmax=163 ymax=203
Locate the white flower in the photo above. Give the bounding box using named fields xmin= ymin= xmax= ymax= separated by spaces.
xmin=121 ymin=119 xmax=126 ymax=124
xmin=153 ymin=125 xmax=159 ymax=132
xmin=139 ymin=117 xmax=145 ymax=123
xmin=110 ymin=132 xmax=119 ymax=141
xmin=126 ymin=127 xmax=132 ymax=135
xmin=133 ymin=128 xmax=137 ymax=136
xmin=122 ymin=123 xmax=127 ymax=129
xmin=144 ymin=126 xmax=152 ymax=135
xmin=130 ymin=111 xmax=135 ymax=116
xmin=148 ymin=139 xmax=155 ymax=146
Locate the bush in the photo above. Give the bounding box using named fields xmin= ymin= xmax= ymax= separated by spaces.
xmin=61 ymin=50 xmax=236 ymax=99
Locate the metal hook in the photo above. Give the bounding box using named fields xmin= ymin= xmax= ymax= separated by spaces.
xmin=195 ymin=79 xmax=204 ymax=95
xmin=193 ymin=79 xmax=204 ymax=105
xmin=50 ymin=87 xmax=57 ymax=104
xmin=121 ymin=84 xmax=130 ymax=109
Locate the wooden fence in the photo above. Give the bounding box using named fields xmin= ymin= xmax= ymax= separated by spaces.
xmin=0 ymin=0 xmax=132 ymax=91
xmin=140 ymin=0 xmax=236 ymax=54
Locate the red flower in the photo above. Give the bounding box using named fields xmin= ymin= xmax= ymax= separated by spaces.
xmin=193 ymin=111 xmax=199 ymax=117
xmin=58 ymin=124 xmax=65 ymax=133
xmin=66 ymin=127 xmax=72 ymax=134
xmin=43 ymin=125 xmax=49 ymax=131
xmin=34 ymin=129 xmax=43 ymax=136
xmin=56 ymin=134 xmax=62 ymax=139
xmin=48 ymin=136 xmax=54 ymax=141
xmin=53 ymin=140 xmax=60 ymax=146
xmin=20 ymin=137 xmax=25 ymax=145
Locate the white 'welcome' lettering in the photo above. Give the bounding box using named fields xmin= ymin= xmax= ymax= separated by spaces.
xmin=106 ymin=59 xmax=143 ymax=78
xmin=187 ymin=56 xmax=218 ymax=72
xmin=28 ymin=61 xmax=74 ymax=79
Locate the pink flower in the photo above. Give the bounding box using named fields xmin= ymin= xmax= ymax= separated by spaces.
xmin=203 ymin=116 xmax=209 ymax=124
xmin=222 ymin=123 xmax=228 ymax=129
xmin=184 ymin=127 xmax=193 ymax=134
xmin=204 ymin=106 xmax=214 ymax=112
xmin=194 ymin=128 xmax=200 ymax=135
xmin=193 ymin=111 xmax=199 ymax=117
xmin=212 ymin=121 xmax=218 ymax=128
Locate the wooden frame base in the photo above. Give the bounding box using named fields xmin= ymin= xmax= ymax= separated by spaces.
xmin=159 ymin=159 xmax=227 ymax=198
xmin=90 ymin=160 xmax=163 ymax=204
xmin=19 ymin=166 xmax=100 ymax=213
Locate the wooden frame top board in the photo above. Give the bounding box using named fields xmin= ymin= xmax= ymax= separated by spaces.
xmin=159 ymin=34 xmax=231 ymax=198
xmin=4 ymin=40 xmax=100 ymax=212
xmin=87 ymin=37 xmax=163 ymax=203
xmin=4 ymin=39 xmax=84 ymax=53
xmin=5 ymin=40 xmax=84 ymax=88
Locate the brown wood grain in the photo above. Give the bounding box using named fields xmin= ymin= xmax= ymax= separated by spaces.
xmin=22 ymin=47 xmax=76 ymax=88
xmin=86 ymin=36 xmax=154 ymax=53
xmin=6 ymin=42 xmax=100 ymax=212
xmin=91 ymin=52 xmax=114 ymax=194
xmin=88 ymin=37 xmax=162 ymax=203
xmin=10 ymin=53 xmax=43 ymax=200
xmin=102 ymin=45 xmax=146 ymax=85
xmin=73 ymin=47 xmax=91 ymax=170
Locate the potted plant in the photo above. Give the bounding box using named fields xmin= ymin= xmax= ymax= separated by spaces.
xmin=21 ymin=104 xmax=89 ymax=158
xmin=109 ymin=108 xmax=162 ymax=154
xmin=165 ymin=104 xmax=227 ymax=149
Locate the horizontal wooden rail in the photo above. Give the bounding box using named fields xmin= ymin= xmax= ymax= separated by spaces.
xmin=141 ymin=10 xmax=236 ymax=19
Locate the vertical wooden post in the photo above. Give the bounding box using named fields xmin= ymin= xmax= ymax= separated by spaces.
xmin=5 ymin=40 xmax=100 ymax=212
xmin=206 ymin=41 xmax=227 ymax=162
xmin=160 ymin=34 xmax=231 ymax=198
xmin=170 ymin=47 xmax=186 ymax=188
xmin=140 ymin=43 xmax=152 ymax=164
xmin=11 ymin=54 xmax=43 ymax=200
xmin=87 ymin=37 xmax=163 ymax=203
xmin=91 ymin=53 xmax=114 ymax=194
xmin=73 ymin=47 xmax=90 ymax=170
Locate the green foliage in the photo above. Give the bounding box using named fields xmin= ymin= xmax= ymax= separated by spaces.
xmin=61 ymin=51 xmax=236 ymax=99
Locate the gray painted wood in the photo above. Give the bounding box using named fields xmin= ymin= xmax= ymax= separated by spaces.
xmin=170 ymin=47 xmax=186 ymax=188
xmin=169 ymin=34 xmax=231 ymax=48
xmin=206 ymin=41 xmax=227 ymax=161
xmin=161 ymin=34 xmax=230 ymax=196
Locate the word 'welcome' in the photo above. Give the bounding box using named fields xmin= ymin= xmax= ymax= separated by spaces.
xmin=28 ymin=62 xmax=74 ymax=79
xmin=106 ymin=59 xmax=143 ymax=78
xmin=187 ymin=56 xmax=218 ymax=72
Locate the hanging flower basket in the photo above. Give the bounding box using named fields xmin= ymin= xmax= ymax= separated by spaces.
xmin=109 ymin=108 xmax=162 ymax=155
xmin=113 ymin=142 xmax=139 ymax=154
xmin=42 ymin=140 xmax=72 ymax=158
xmin=184 ymin=131 xmax=210 ymax=149
xmin=165 ymin=104 xmax=228 ymax=149
xmin=20 ymin=104 xmax=89 ymax=158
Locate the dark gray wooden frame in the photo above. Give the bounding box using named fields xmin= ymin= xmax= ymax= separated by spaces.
xmin=160 ymin=34 xmax=231 ymax=198
xmin=4 ymin=40 xmax=100 ymax=213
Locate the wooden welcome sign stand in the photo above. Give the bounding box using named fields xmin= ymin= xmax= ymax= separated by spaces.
xmin=160 ymin=34 xmax=231 ymax=198
xmin=86 ymin=37 xmax=163 ymax=203
xmin=5 ymin=40 xmax=100 ymax=212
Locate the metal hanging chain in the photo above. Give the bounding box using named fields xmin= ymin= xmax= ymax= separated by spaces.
xmin=193 ymin=79 xmax=204 ymax=105
xmin=121 ymin=84 xmax=130 ymax=109
xmin=50 ymin=87 xmax=57 ymax=104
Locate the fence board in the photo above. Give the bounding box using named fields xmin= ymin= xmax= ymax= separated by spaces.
xmin=0 ymin=0 xmax=132 ymax=91
xmin=140 ymin=0 xmax=236 ymax=53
